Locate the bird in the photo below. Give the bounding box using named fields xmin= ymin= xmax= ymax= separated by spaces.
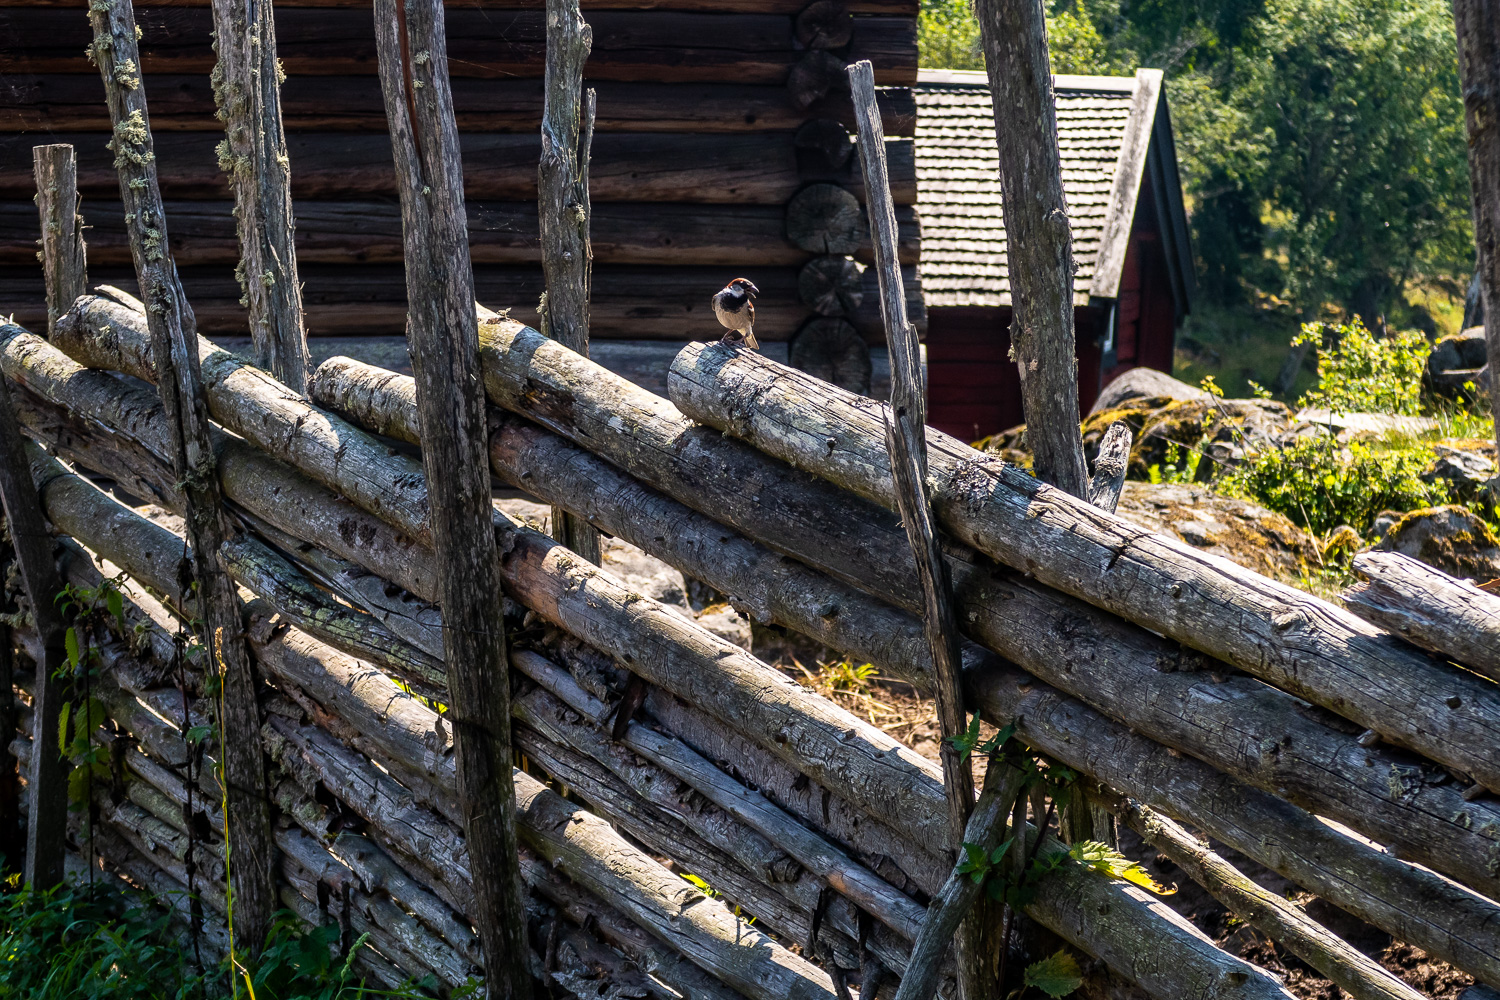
xmin=712 ymin=278 xmax=760 ymax=349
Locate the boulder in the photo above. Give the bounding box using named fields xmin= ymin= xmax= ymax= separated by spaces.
xmin=1373 ymin=505 xmax=1500 ymax=582
xmin=1114 ymin=481 xmax=1320 ymax=582
xmin=1090 ymin=367 xmax=1209 ymax=415
xmin=1425 ymin=326 xmax=1491 ymax=401
xmin=1080 ymin=395 xmax=1293 ymax=480
xmin=1421 ymin=443 xmax=1498 ymax=503
xmin=1291 ymin=408 xmax=1438 ymax=440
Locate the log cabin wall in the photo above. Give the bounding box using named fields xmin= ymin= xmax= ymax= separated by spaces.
xmin=0 ymin=0 xmax=922 ymax=394
xmin=915 ymin=68 xmax=1194 ymax=442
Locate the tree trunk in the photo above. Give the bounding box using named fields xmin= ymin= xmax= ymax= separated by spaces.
xmin=972 ymin=0 xmax=1087 ymax=497
xmin=84 ymin=0 xmax=276 ymax=951
xmin=1450 ymin=0 xmax=1499 ymax=459
xmin=208 ymin=0 xmax=311 ymax=392
xmin=31 ymin=144 xmax=87 ymax=337
xmin=538 ymin=0 xmax=600 ymax=564
xmin=666 ymin=344 xmax=1500 ymax=795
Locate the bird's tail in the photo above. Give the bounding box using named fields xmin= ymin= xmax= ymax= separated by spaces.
xmin=744 ymin=326 xmax=759 ymax=350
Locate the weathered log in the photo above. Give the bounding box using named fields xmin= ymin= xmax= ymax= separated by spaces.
xmin=0 ymin=379 xmax=68 ymax=887
xmin=86 ymin=0 xmax=276 ymax=949
xmin=893 ymin=763 xmax=1027 ymax=1000
xmin=31 ymin=144 xmax=86 ymax=336
xmin=797 ymin=0 xmax=854 ymax=48
xmin=209 ymin=0 xmax=310 ymax=391
xmin=4 ymin=8 xmax=917 ymax=84
xmin=972 ymin=0 xmax=1088 ymax=496
xmin=1344 ymin=551 xmax=1500 ymax=682
xmin=24 ymin=320 xmax=1500 ymax=908
xmin=538 ymin=0 xmax=601 ymax=564
xmin=789 ymin=50 xmax=851 ymax=110
xmin=799 ymin=256 xmax=864 ymax=316
xmin=0 ymin=198 xmax=923 ymax=268
xmin=1 ymin=75 xmax=918 ymax=136
xmin=0 ymin=131 xmax=919 ymax=206
xmin=1108 ymin=797 xmax=1425 ymax=1000
xmin=1454 ymin=0 xmax=1500 ymax=461
xmin=1088 ymin=421 xmax=1130 ymax=514
xmin=511 ymin=648 xmax=927 ymax=946
xmin=666 ymin=343 xmax=1500 ymax=792
xmin=789 ymin=319 xmax=872 ymax=395
xmin=786 ymin=183 xmax=867 ymax=255
xmin=374 ymin=0 xmax=535 ymax=987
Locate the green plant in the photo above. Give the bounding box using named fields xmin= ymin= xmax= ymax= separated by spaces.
xmin=1220 ymin=433 xmax=1448 ymax=536
xmin=1295 ymin=319 xmax=1429 ymax=416
xmin=1020 ymin=950 xmax=1084 ymax=999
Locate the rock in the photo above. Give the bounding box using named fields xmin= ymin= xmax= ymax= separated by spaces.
xmin=1080 ymin=396 xmax=1293 ymax=480
xmin=1114 ymin=481 xmax=1321 ymax=581
xmin=1369 ymin=510 xmax=1403 ymax=543
xmin=1292 ymin=408 xmax=1439 ymax=439
xmin=1373 ymin=505 xmax=1500 ymax=581
xmin=1426 ymin=326 xmax=1492 ymax=400
xmin=1090 ymin=367 xmax=1209 ymax=415
xmin=1421 ymin=444 xmax=1498 ymax=503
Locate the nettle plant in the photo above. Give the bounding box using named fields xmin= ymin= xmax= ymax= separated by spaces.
xmin=948 ymin=719 xmax=1173 ymax=998
xmin=52 ymin=576 xmax=133 ymax=813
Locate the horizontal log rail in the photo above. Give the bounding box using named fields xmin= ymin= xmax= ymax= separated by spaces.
xmin=1344 ymin=551 xmax=1500 ymax=682
xmin=666 ymin=343 xmax=1500 ymax=793
xmin=0 ymin=131 xmax=918 ymax=204
xmin=0 ymin=199 xmax=922 ymax=268
xmin=2 ymin=9 xmax=917 ymax=85
xmin=0 ymin=76 xmax=918 ymax=135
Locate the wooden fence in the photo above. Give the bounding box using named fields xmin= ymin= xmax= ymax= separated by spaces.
xmin=2 ymin=0 xmax=1500 ymax=997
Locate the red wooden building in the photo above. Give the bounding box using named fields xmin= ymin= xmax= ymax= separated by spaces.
xmin=915 ymin=68 xmax=1195 ymax=441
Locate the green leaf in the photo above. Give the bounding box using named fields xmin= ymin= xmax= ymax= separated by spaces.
xmin=1024 ymin=950 xmax=1083 ymax=998
xmin=56 ymin=701 xmax=71 ymax=756
xmin=988 ymin=837 xmax=1015 ymax=866
xmin=106 ymin=588 xmax=124 ymax=627
xmin=65 ymin=627 xmax=80 ymax=669
xmin=948 ymin=713 xmax=983 ymax=762
xmin=185 ymin=724 xmax=214 ymax=745
xmin=1068 ymin=840 xmax=1175 ymax=895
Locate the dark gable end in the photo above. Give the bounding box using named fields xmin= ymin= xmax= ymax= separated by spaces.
xmin=914 ymin=68 xmax=1193 ymax=441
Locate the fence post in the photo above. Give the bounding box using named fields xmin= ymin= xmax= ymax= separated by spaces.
xmin=209 ymin=0 xmax=311 ymax=393
xmin=972 ymin=0 xmax=1089 ymax=499
xmin=846 ymin=58 xmax=993 ymax=1000
xmin=32 ymin=145 xmax=87 ymax=339
xmin=539 ymin=0 xmax=601 ymax=564
xmin=86 ymin=0 xmax=277 ymax=955
xmin=372 ymin=0 xmax=535 ymax=995
xmin=0 ymin=377 xmax=68 ymax=888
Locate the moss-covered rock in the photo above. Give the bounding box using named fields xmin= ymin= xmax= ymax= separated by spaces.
xmin=1114 ymin=481 xmax=1320 ymax=582
xmin=1374 ymin=505 xmax=1500 ymax=582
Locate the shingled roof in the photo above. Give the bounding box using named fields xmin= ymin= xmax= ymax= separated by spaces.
xmin=915 ymin=68 xmax=1192 ymax=311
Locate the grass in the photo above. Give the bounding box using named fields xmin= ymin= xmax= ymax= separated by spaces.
xmin=0 ymin=877 xmax=442 ymax=1000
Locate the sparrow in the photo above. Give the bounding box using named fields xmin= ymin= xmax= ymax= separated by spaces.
xmin=712 ymin=278 xmax=760 ymax=349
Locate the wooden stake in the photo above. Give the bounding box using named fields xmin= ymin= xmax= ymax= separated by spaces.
xmin=372 ymin=0 xmax=533 ymax=995
xmin=1087 ymin=421 xmax=1131 ymax=514
xmin=972 ymin=0 xmax=1088 ymax=498
xmin=846 ymin=58 xmax=986 ymax=999
xmin=1454 ymin=0 xmax=1500 ymax=462
xmin=31 ymin=145 xmax=87 ymax=337
xmin=539 ymin=0 xmax=600 ymax=564
xmin=208 ymin=0 xmax=311 ymax=393
xmin=85 ymin=0 xmax=276 ymax=955
xmin=0 ymin=377 xmax=68 ymax=888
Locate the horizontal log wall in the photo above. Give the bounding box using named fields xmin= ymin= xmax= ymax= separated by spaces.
xmin=0 ymin=0 xmax=922 ymax=362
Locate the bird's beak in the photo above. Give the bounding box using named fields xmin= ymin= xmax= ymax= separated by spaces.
xmin=746 ymin=282 xmax=760 ymax=298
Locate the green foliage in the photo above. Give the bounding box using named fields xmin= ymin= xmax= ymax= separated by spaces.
xmin=918 ymin=0 xmax=982 ymax=71
xmin=1221 ymin=433 xmax=1448 ymax=535
xmin=1295 ymin=318 xmax=1429 ymax=416
xmin=1022 ymin=950 xmax=1084 ymax=998
xmin=0 ymin=881 xmax=436 ymax=999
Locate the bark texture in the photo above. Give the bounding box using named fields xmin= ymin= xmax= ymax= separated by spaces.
xmin=31 ymin=144 xmax=87 ymax=336
xmin=209 ymin=0 xmax=311 ymax=392
xmin=371 ymin=0 xmax=531 ymax=992
xmin=1454 ymin=0 xmax=1500 ymax=458
xmin=666 ymin=344 xmax=1500 ymax=793
xmin=1343 ymin=551 xmax=1500 ymax=682
xmin=84 ymin=0 xmax=276 ymax=950
xmin=971 ymin=0 xmax=1087 ymax=497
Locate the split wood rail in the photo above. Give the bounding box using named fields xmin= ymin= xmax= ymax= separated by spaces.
xmin=1 ymin=1 xmax=1499 ymax=998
